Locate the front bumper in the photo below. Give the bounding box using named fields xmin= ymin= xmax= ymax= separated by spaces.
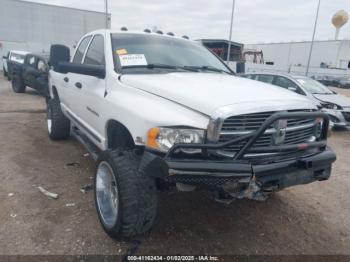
xmin=142 ymin=148 xmax=336 ymax=199
xmin=141 ymin=112 xmax=336 ymax=200
xmin=322 ymin=108 xmax=350 ymax=127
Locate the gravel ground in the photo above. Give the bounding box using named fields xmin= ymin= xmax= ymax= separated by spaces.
xmin=0 ymin=75 xmax=350 ymax=256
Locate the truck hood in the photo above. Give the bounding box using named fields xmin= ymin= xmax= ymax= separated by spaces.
xmin=313 ymin=93 xmax=350 ymax=108
xmin=121 ymin=73 xmax=316 ymax=116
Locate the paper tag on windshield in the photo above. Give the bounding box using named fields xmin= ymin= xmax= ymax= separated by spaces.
xmin=116 ymin=48 xmax=128 ymax=55
xmin=119 ymin=54 xmax=147 ymax=67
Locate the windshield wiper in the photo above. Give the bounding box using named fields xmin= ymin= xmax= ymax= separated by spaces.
xmin=122 ymin=63 xmax=197 ymax=72
xmin=312 ymin=92 xmax=333 ymax=95
xmin=183 ymin=65 xmax=232 ymax=74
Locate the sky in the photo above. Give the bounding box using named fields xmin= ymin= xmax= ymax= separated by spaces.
xmin=27 ymin=0 xmax=350 ymax=44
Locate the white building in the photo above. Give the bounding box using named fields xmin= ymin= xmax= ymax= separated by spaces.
xmin=245 ymin=40 xmax=350 ymax=77
xmin=0 ymin=0 xmax=111 ymax=68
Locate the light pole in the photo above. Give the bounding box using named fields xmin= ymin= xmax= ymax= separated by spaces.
xmin=226 ymin=0 xmax=236 ymax=63
xmin=306 ymin=0 xmax=321 ymax=76
xmin=105 ymin=0 xmax=109 ymax=29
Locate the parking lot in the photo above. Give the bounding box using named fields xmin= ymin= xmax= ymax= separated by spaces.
xmin=0 ymin=74 xmax=350 ymax=256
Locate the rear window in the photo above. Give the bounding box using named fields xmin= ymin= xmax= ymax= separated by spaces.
xmin=257 ymin=75 xmax=274 ymax=84
xmin=73 ymin=36 xmax=92 ymax=63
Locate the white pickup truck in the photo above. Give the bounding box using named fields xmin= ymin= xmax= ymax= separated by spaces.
xmin=47 ymin=29 xmax=336 ymax=239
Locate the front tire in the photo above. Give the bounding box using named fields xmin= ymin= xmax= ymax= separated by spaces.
xmin=47 ymin=98 xmax=70 ymax=140
xmin=94 ymin=149 xmax=157 ymax=239
xmin=11 ymin=75 xmax=26 ymax=93
xmin=3 ymin=67 xmax=7 ymax=77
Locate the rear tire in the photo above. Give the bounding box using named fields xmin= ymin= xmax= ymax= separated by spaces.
xmin=94 ymin=149 xmax=157 ymax=239
xmin=11 ymin=75 xmax=26 ymax=93
xmin=47 ymin=98 xmax=70 ymax=140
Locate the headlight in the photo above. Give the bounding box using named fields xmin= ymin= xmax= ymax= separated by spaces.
xmin=146 ymin=127 xmax=204 ymax=154
xmin=320 ymin=102 xmax=342 ymax=110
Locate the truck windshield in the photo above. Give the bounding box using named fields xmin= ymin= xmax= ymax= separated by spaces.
xmin=111 ymin=33 xmax=232 ymax=74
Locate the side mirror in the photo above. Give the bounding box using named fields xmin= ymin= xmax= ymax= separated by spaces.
xmin=50 ymin=44 xmax=70 ymax=72
xmin=287 ymin=86 xmax=297 ymax=92
xmin=58 ymin=62 xmax=106 ymax=79
xmin=2 ymin=56 xmax=7 ymax=59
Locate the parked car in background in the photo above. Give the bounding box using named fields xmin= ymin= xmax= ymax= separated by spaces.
xmin=314 ymin=75 xmax=341 ymax=87
xmin=11 ymin=53 xmax=49 ymax=96
xmin=242 ymin=72 xmax=350 ymax=128
xmin=338 ymin=77 xmax=350 ymax=89
xmin=3 ymin=50 xmax=30 ymax=81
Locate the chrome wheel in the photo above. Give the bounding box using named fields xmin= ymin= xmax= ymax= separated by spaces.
xmin=47 ymin=107 xmax=52 ymax=134
xmin=96 ymin=161 xmax=119 ymax=228
xmin=47 ymin=119 xmax=52 ymax=134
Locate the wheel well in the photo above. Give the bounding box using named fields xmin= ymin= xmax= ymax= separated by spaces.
xmin=50 ymin=85 xmax=59 ymax=100
xmin=107 ymin=120 xmax=135 ymax=149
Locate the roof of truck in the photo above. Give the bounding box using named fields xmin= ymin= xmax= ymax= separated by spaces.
xmin=86 ymin=29 xmax=194 ymax=42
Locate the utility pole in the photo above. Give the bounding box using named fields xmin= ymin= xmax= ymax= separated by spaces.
xmin=226 ymin=0 xmax=236 ymax=63
xmin=105 ymin=0 xmax=109 ymax=29
xmin=306 ymin=0 xmax=321 ymax=76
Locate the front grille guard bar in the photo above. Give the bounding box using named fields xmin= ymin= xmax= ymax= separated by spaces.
xmin=165 ymin=112 xmax=329 ymax=161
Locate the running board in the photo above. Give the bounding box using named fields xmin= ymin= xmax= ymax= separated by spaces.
xmin=71 ymin=127 xmax=100 ymax=161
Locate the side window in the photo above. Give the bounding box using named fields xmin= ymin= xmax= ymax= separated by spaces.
xmin=83 ymin=35 xmax=105 ymax=66
xmin=37 ymin=60 xmax=47 ymax=72
xmin=28 ymin=56 xmax=36 ymax=67
xmin=274 ymin=76 xmax=298 ymax=89
xmin=257 ymin=74 xmax=274 ymax=84
xmin=72 ymin=36 xmax=92 ymax=63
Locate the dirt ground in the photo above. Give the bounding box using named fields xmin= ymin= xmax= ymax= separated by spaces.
xmin=0 ymin=75 xmax=350 ymax=256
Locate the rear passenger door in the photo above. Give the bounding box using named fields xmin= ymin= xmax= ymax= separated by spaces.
xmin=23 ymin=55 xmax=38 ymax=88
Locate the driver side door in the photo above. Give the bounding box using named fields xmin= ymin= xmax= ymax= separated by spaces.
xmin=70 ymin=34 xmax=106 ymax=142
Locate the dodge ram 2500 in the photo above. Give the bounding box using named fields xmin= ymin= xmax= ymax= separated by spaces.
xmin=47 ymin=29 xmax=336 ymax=239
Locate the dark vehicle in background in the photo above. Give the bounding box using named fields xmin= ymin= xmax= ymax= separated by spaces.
xmin=2 ymin=50 xmax=29 ymax=81
xmin=241 ymin=72 xmax=350 ymax=128
xmin=314 ymin=75 xmax=341 ymax=87
xmin=338 ymin=77 xmax=350 ymax=89
xmin=11 ymin=53 xmax=49 ymax=96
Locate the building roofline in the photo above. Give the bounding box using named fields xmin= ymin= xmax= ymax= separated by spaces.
xmin=14 ymin=0 xmax=111 ymax=15
xmin=246 ymin=39 xmax=350 ymax=45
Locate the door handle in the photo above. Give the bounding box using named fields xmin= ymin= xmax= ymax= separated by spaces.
xmin=75 ymin=82 xmax=82 ymax=89
xmin=63 ymin=77 xmax=69 ymax=82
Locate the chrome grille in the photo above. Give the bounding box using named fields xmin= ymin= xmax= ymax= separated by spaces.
xmin=218 ymin=111 xmax=316 ymax=154
xmin=221 ymin=111 xmax=314 ymax=132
